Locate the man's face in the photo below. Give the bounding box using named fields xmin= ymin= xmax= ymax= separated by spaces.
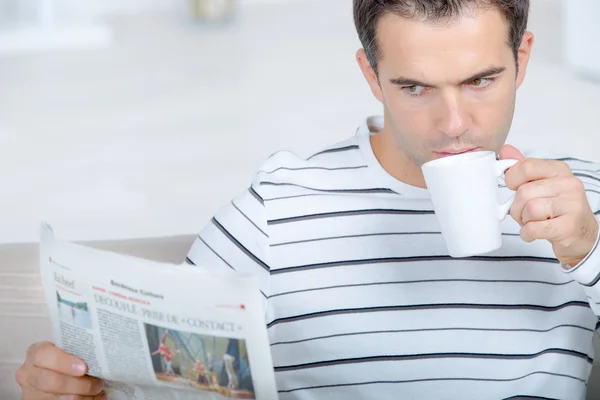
xmin=358 ymin=6 xmax=533 ymax=171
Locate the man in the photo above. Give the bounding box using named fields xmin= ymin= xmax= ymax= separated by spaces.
xmin=222 ymin=353 xmax=239 ymax=391
xmin=150 ymin=329 xmax=179 ymax=377
xmin=194 ymin=359 xmax=210 ymax=386
xmin=15 ymin=0 xmax=600 ymax=399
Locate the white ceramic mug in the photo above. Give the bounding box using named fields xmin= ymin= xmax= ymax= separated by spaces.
xmin=421 ymin=151 xmax=519 ymax=258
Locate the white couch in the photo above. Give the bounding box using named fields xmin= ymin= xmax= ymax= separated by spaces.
xmin=0 ymin=236 xmax=194 ymax=399
xmin=2 ymin=237 xmax=600 ymax=399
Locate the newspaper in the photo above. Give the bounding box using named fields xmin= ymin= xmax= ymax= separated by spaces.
xmin=38 ymin=223 xmax=278 ymax=400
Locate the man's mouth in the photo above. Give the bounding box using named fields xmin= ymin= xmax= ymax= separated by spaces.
xmin=434 ymin=148 xmax=478 ymax=158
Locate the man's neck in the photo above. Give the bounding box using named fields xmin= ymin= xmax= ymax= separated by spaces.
xmin=369 ymin=129 xmax=427 ymax=189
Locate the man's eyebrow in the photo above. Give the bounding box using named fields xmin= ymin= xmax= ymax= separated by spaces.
xmin=388 ymin=67 xmax=506 ymax=88
xmin=460 ymin=67 xmax=506 ymax=84
xmin=388 ymin=76 xmax=434 ymax=88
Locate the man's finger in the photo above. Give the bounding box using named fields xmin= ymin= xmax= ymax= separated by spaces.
xmin=509 ymin=177 xmax=585 ymax=225
xmin=509 ymin=179 xmax=563 ymax=224
xmin=29 ymin=343 xmax=87 ymax=377
xmin=25 ymin=367 xmax=103 ymax=396
xmin=21 ymin=388 xmax=106 ymax=400
xmin=499 ymin=144 xmax=525 ymax=162
xmin=21 ymin=387 xmax=106 ymax=400
xmin=504 ymin=158 xmax=572 ymax=191
xmin=521 ymin=197 xmax=573 ymax=225
xmin=59 ymin=393 xmax=108 ymax=400
xmin=520 ymin=218 xmax=562 ymax=243
xmin=20 ymin=386 xmax=55 ymax=400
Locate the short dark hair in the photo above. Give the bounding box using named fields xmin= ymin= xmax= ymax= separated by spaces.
xmin=353 ymin=0 xmax=529 ymax=75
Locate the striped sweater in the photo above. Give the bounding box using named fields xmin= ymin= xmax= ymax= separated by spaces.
xmin=186 ymin=116 xmax=600 ymax=400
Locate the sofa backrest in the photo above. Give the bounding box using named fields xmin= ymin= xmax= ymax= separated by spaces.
xmin=0 ymin=235 xmax=195 ymax=399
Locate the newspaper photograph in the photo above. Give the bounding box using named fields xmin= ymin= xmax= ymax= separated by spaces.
xmin=38 ymin=223 xmax=278 ymax=400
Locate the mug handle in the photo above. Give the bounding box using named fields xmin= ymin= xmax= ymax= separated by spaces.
xmin=495 ymin=159 xmax=519 ymax=221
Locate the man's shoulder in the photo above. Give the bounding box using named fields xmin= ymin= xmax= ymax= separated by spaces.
xmin=524 ymin=149 xmax=599 ymax=169
xmin=258 ymin=136 xmax=363 ymax=172
xmin=251 ymin=115 xmax=375 ymax=182
xmin=249 ymin=135 xmax=370 ymax=199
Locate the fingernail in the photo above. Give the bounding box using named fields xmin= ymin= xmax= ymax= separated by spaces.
xmin=94 ymin=380 xmax=104 ymax=393
xmin=72 ymin=361 xmax=86 ymax=375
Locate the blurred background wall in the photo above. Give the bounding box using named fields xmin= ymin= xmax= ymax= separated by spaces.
xmin=0 ymin=0 xmax=598 ymax=244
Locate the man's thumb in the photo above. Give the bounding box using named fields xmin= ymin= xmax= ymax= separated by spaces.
xmin=499 ymin=144 xmax=525 ymax=161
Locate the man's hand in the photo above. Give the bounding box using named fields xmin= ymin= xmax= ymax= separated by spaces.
xmin=15 ymin=342 xmax=106 ymax=399
xmin=500 ymin=145 xmax=599 ymax=267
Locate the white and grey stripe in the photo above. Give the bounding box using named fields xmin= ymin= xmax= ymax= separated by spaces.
xmin=185 ymin=123 xmax=600 ymax=399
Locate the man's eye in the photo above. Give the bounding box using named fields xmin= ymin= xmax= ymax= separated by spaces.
xmin=403 ymin=85 xmax=426 ymax=96
xmin=469 ymin=77 xmax=494 ymax=88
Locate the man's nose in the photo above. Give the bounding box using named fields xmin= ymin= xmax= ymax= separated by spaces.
xmin=435 ymin=92 xmax=471 ymax=137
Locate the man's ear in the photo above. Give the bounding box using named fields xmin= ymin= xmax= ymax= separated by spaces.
xmin=356 ymin=48 xmax=384 ymax=103
xmin=516 ymin=31 xmax=534 ymax=89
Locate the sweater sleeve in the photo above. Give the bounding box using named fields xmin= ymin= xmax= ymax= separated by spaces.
xmin=185 ymin=178 xmax=271 ymax=306
xmin=563 ymin=215 xmax=600 ymax=314
xmin=546 ymin=156 xmax=600 ymax=316
xmin=563 ymin=179 xmax=600 ymax=320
